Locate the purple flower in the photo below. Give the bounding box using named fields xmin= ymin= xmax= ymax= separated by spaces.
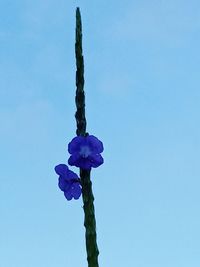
xmin=68 ymin=135 xmax=104 ymax=170
xmin=55 ymin=164 xmax=82 ymax=201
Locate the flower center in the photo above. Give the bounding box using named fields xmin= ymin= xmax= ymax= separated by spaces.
xmin=79 ymin=145 xmax=91 ymax=158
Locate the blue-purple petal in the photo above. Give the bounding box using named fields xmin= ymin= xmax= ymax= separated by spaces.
xmin=64 ymin=190 xmax=73 ymax=200
xmin=69 ymin=156 xmax=92 ymax=170
xmin=55 ymin=164 xmax=69 ymax=175
xmin=71 ymin=183 xmax=82 ymax=199
xmin=68 ymin=136 xmax=86 ymax=154
xmin=66 ymin=169 xmax=79 ymax=180
xmin=58 ymin=176 xmax=69 ymax=191
xmin=89 ymin=154 xmax=104 ymax=168
xmin=87 ymin=135 xmax=104 ymax=154
xmin=68 ymin=152 xmax=80 ymax=166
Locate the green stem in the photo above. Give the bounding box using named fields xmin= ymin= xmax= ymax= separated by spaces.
xmin=81 ymin=169 xmax=99 ymax=267
xmin=75 ymin=7 xmax=99 ymax=267
xmin=75 ymin=7 xmax=86 ymax=137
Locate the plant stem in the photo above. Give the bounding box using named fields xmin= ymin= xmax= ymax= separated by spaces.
xmin=81 ymin=169 xmax=99 ymax=267
xmin=75 ymin=7 xmax=86 ymax=137
xmin=75 ymin=7 xmax=99 ymax=267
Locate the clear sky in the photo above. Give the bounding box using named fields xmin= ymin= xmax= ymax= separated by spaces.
xmin=1 ymin=1 xmax=200 ymax=267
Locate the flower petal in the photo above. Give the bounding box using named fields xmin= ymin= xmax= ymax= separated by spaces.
xmin=71 ymin=183 xmax=82 ymax=199
xmin=69 ymin=156 xmax=92 ymax=170
xmin=58 ymin=176 xmax=68 ymax=191
xmin=68 ymin=136 xmax=86 ymax=154
xmin=55 ymin=164 xmax=69 ymax=176
xmin=67 ymin=170 xmax=79 ymax=180
xmin=87 ymin=135 xmax=104 ymax=154
xmin=89 ymin=154 xmax=104 ymax=168
xmin=64 ymin=190 xmax=73 ymax=201
xmin=68 ymin=153 xmax=81 ymax=166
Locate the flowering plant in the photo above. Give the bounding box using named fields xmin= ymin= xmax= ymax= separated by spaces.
xmin=54 ymin=8 xmax=103 ymax=267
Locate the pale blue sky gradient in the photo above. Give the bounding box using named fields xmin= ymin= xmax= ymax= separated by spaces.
xmin=1 ymin=1 xmax=200 ymax=267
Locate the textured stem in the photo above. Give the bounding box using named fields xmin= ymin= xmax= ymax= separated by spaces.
xmin=75 ymin=7 xmax=86 ymax=136
xmin=80 ymin=169 xmax=99 ymax=267
xmin=75 ymin=7 xmax=99 ymax=267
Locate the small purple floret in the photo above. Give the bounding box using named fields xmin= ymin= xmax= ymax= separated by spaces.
xmin=68 ymin=135 xmax=104 ymax=170
xmin=55 ymin=164 xmax=81 ymax=201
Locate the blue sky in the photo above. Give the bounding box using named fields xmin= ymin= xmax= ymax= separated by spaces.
xmin=1 ymin=1 xmax=200 ymax=266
